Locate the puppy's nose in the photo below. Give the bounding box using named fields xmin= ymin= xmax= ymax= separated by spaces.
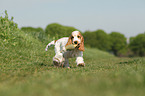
xmin=74 ymin=41 xmax=78 ymax=44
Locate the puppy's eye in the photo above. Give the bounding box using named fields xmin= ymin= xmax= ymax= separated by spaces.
xmin=71 ymin=36 xmax=74 ymax=39
xmin=77 ymin=36 xmax=80 ymax=38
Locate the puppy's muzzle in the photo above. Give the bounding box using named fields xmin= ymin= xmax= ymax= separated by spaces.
xmin=73 ymin=41 xmax=80 ymax=48
xmin=73 ymin=41 xmax=78 ymax=45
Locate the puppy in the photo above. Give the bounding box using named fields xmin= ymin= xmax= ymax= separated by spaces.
xmin=45 ymin=31 xmax=85 ymax=68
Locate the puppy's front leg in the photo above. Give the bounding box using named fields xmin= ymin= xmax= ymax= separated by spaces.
xmin=76 ymin=51 xmax=85 ymax=67
xmin=76 ymin=57 xmax=85 ymax=67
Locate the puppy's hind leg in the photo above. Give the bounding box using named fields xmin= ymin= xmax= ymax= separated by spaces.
xmin=53 ymin=53 xmax=64 ymax=67
xmin=53 ymin=57 xmax=60 ymax=67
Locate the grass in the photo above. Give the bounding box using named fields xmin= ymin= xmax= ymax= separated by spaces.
xmin=1 ymin=35 xmax=145 ymax=96
xmin=0 ymin=13 xmax=145 ymax=96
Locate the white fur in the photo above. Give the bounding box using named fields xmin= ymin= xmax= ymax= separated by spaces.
xmin=45 ymin=31 xmax=85 ymax=68
xmin=72 ymin=31 xmax=81 ymax=44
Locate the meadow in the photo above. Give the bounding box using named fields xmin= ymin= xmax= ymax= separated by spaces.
xmin=0 ymin=13 xmax=145 ymax=96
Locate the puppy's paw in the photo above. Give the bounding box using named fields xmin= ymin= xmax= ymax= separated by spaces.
xmin=77 ymin=63 xmax=85 ymax=67
xmin=67 ymin=67 xmax=71 ymax=69
xmin=53 ymin=61 xmax=60 ymax=67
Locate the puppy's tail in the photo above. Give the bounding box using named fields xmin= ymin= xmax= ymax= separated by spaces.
xmin=45 ymin=40 xmax=56 ymax=51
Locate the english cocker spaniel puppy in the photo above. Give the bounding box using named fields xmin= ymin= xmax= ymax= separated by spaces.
xmin=45 ymin=31 xmax=85 ymax=68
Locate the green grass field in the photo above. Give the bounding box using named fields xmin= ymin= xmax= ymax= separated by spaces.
xmin=1 ymin=30 xmax=145 ymax=96
xmin=0 ymin=16 xmax=145 ymax=96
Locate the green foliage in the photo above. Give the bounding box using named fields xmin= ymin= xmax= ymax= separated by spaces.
xmin=109 ymin=32 xmax=127 ymax=56
xmin=95 ymin=30 xmax=111 ymax=51
xmin=45 ymin=23 xmax=79 ymax=39
xmin=83 ymin=31 xmax=97 ymax=47
xmin=83 ymin=29 xmax=111 ymax=51
xmin=21 ymin=27 xmax=44 ymax=33
xmin=21 ymin=27 xmax=49 ymax=44
xmin=0 ymin=10 xmax=18 ymax=46
xmin=129 ymin=33 xmax=145 ymax=56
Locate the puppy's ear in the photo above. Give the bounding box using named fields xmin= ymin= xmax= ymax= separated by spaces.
xmin=78 ymin=35 xmax=85 ymax=51
xmin=65 ymin=35 xmax=73 ymax=46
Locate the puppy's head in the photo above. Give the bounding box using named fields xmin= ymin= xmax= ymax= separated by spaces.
xmin=66 ymin=31 xmax=84 ymax=51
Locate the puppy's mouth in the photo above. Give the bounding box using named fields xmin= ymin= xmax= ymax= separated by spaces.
xmin=75 ymin=43 xmax=80 ymax=48
xmin=72 ymin=41 xmax=80 ymax=48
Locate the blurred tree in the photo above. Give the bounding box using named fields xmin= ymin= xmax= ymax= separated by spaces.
xmin=45 ymin=23 xmax=63 ymax=38
xmin=21 ymin=27 xmax=44 ymax=33
xmin=95 ymin=29 xmax=111 ymax=51
xmin=83 ymin=31 xmax=97 ymax=47
xmin=83 ymin=30 xmax=111 ymax=51
xmin=45 ymin=23 xmax=79 ymax=39
xmin=129 ymin=33 xmax=145 ymax=56
xmin=109 ymin=32 xmax=127 ymax=56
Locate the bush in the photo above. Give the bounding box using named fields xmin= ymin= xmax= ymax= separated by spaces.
xmin=45 ymin=23 xmax=79 ymax=39
xmin=83 ymin=29 xmax=111 ymax=51
xmin=83 ymin=31 xmax=97 ymax=47
xmin=0 ymin=10 xmax=19 ymax=46
xmin=21 ymin=27 xmax=48 ymax=43
xmin=129 ymin=33 xmax=145 ymax=56
xmin=109 ymin=32 xmax=127 ymax=56
xmin=21 ymin=27 xmax=44 ymax=33
xmin=95 ymin=30 xmax=111 ymax=51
